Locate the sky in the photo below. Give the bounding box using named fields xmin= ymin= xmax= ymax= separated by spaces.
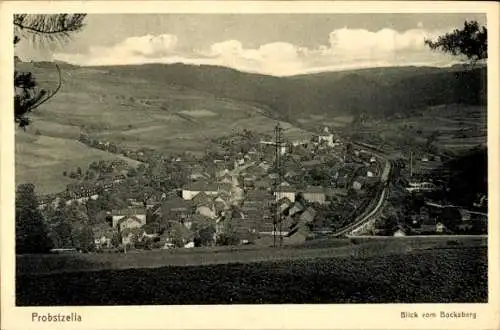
xmin=16 ymin=13 xmax=487 ymax=76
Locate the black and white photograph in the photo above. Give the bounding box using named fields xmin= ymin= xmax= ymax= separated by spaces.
xmin=1 ymin=2 xmax=499 ymax=328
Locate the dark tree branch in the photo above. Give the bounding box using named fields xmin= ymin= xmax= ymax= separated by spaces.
xmin=425 ymin=20 xmax=487 ymax=66
xmin=27 ymin=64 xmax=62 ymax=112
xmin=14 ymin=14 xmax=86 ymax=43
xmin=14 ymin=14 xmax=86 ymax=129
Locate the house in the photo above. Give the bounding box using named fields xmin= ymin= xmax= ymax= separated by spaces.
xmin=196 ymin=204 xmax=217 ymax=219
xmin=190 ymin=172 xmax=210 ymax=181
xmin=436 ymin=222 xmax=447 ymax=233
xmin=292 ymin=139 xmax=309 ymax=147
xmin=288 ymin=201 xmax=305 ymax=217
xmin=182 ymin=182 xmax=219 ymax=200
xmin=277 ymin=197 xmax=293 ymax=214
xmin=274 ymin=186 xmax=297 ymax=202
xmin=317 ymin=133 xmax=336 ymax=147
xmin=215 ymin=167 xmax=231 ymax=178
xmin=299 ymin=206 xmax=317 ymax=224
xmin=115 ymin=215 xmax=147 ymax=232
xmin=473 ymin=194 xmax=488 ymax=209
xmin=420 ymin=218 xmax=437 ymax=233
xmin=110 ymin=208 xmax=147 ymax=231
xmin=277 ymin=216 xmax=295 ymax=235
xmin=92 ymin=223 xmax=116 ymax=249
xmin=302 ymin=186 xmax=327 ymax=204
xmin=218 ymin=182 xmax=233 ymax=194
xmin=326 ymin=188 xmax=348 ymax=199
xmin=352 ymin=180 xmax=363 ymax=191
xmin=191 ymin=192 xmax=214 ymax=208
xmin=232 ymin=186 xmax=245 ymax=201
xmin=254 ymin=179 xmax=271 ymax=190
xmin=393 ymin=228 xmax=407 ymax=237
xmin=219 ymin=173 xmax=233 ymax=184
xmin=159 ymin=196 xmax=193 ymax=224
xmin=302 ymin=159 xmax=322 ymax=168
xmin=244 ymin=165 xmax=266 ymax=178
xmin=268 ymin=172 xmax=279 ymax=180
xmin=284 ymin=225 xmax=310 ymax=245
xmin=284 ymin=170 xmax=300 ymax=180
xmin=184 ymin=241 xmax=195 ymax=248
xmin=458 ymin=208 xmax=472 ymax=222
xmin=258 ymin=161 xmax=271 ymax=172
xmin=260 ymin=140 xmax=288 ymax=155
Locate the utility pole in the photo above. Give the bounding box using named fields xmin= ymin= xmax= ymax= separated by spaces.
xmin=409 ymin=151 xmax=413 ymax=178
xmin=274 ymin=122 xmax=283 ymax=247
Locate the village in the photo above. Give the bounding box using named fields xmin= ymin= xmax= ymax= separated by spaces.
xmin=34 ymin=125 xmax=487 ymax=254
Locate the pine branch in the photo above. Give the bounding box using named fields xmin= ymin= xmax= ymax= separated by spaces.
xmin=27 ymin=64 xmax=62 ymax=112
xmin=14 ymin=14 xmax=87 ymax=45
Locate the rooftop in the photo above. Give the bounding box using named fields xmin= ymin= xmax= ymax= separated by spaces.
xmin=303 ymin=186 xmax=326 ymax=194
xmin=110 ymin=207 xmax=146 ymax=216
xmin=183 ymin=181 xmax=219 ymax=192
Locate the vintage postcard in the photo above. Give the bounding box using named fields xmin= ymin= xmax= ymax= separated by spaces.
xmin=1 ymin=1 xmax=499 ymax=330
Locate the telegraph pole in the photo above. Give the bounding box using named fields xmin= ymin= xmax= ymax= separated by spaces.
xmin=409 ymin=151 xmax=413 ymax=178
xmin=274 ymin=122 xmax=284 ymax=247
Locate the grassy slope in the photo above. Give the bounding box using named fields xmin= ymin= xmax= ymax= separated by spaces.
xmin=16 ymin=246 xmax=487 ymax=305
xmin=15 ymin=62 xmax=310 ymax=194
xmin=15 ymin=62 xmax=487 ymax=193
xmin=15 ymin=132 xmax=141 ymax=195
xmin=96 ymin=63 xmax=487 ymax=120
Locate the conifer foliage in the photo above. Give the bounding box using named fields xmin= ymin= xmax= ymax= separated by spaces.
xmin=425 ymin=20 xmax=487 ymax=65
xmin=14 ymin=14 xmax=86 ymax=129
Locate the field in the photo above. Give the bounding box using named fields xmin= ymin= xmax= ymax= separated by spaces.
xmin=15 ymin=62 xmax=312 ymax=193
xmin=16 ymin=245 xmax=487 ymax=305
xmin=358 ymin=104 xmax=486 ymax=154
xmin=15 ymin=62 xmax=485 ymax=193
xmin=15 ymin=132 xmax=141 ymax=194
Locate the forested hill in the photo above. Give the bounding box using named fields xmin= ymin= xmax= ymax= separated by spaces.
xmin=95 ymin=63 xmax=487 ymax=120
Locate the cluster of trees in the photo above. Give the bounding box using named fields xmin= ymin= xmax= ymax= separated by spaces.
xmin=212 ymin=129 xmax=264 ymax=155
xmin=16 ymin=184 xmax=95 ymax=253
xmin=79 ymin=133 xmax=168 ymax=163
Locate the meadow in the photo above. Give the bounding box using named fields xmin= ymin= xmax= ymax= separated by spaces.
xmin=15 ymin=62 xmax=312 ymax=193
xmin=15 ymin=62 xmax=485 ymax=194
xmin=16 ymin=245 xmax=487 ymax=305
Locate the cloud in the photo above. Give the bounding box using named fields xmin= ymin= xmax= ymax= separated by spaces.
xmin=53 ymin=27 xmax=460 ymax=76
xmin=56 ymin=34 xmax=179 ymax=66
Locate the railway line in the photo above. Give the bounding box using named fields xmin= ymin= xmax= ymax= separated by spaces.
xmin=330 ymin=141 xmax=393 ymax=237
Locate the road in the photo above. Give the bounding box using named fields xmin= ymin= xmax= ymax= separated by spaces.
xmin=331 ymin=144 xmax=392 ymax=237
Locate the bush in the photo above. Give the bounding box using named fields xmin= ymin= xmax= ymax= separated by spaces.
xmin=217 ymin=233 xmax=241 ymax=246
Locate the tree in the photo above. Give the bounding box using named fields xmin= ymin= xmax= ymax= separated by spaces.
xmin=195 ymin=225 xmax=216 ymax=247
xmin=63 ymin=203 xmax=94 ymax=251
xmin=48 ymin=209 xmax=74 ymax=248
xmin=16 ymin=184 xmax=53 ymax=253
xmin=14 ymin=14 xmax=86 ymax=128
xmin=425 ymin=20 xmax=487 ymax=65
